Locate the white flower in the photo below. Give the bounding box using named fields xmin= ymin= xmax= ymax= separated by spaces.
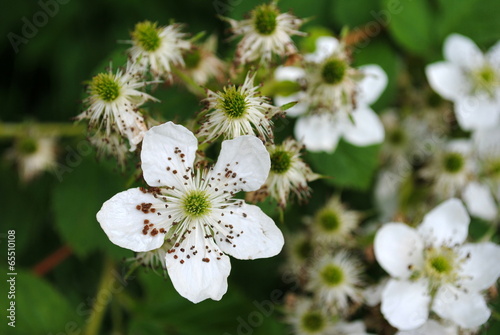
xmin=76 ymin=63 xmax=157 ymax=151
xmin=263 ymin=138 xmax=320 ymax=208
xmin=223 ymin=2 xmax=305 ymax=65
xmin=310 ymin=197 xmax=360 ymax=245
xmin=127 ymin=21 xmax=191 ymax=80
xmin=96 ymin=122 xmax=284 ymax=303
xmin=395 ymin=319 xmax=458 ymax=335
xmin=306 ymin=251 xmax=363 ymax=312
xmin=275 ymin=37 xmax=387 ymax=152
xmin=374 ymin=198 xmax=500 ymax=330
xmin=283 ymin=231 xmax=313 ymax=275
xmin=426 ymin=34 xmax=500 ymax=130
xmin=7 ymin=136 xmax=57 ymax=182
xmin=473 ymin=126 xmax=500 ymax=200
xmin=197 ymin=72 xmax=282 ymax=143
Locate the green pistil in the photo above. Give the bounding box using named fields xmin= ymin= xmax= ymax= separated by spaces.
xmin=295 ymin=240 xmax=312 ymax=260
xmin=318 ymin=209 xmax=340 ymax=232
xmin=430 ymin=255 xmax=452 ymax=274
xmin=301 ymin=311 xmax=325 ymax=332
xmin=270 ymin=149 xmax=292 ymax=174
xmin=184 ymin=49 xmax=202 ymax=69
xmin=91 ymin=73 xmax=121 ymax=102
xmin=220 ymin=86 xmax=248 ymax=119
xmin=132 ymin=21 xmax=162 ymax=52
xmin=182 ymin=191 xmax=211 ymax=218
xmin=321 ymin=58 xmax=347 ymax=85
xmin=388 ymin=129 xmax=406 ymax=146
xmin=485 ymin=160 xmax=500 ymax=178
xmin=252 ymin=4 xmax=279 ymax=35
xmin=424 ymin=247 xmax=457 ymax=283
xmin=473 ymin=65 xmax=497 ymax=95
xmin=443 ymin=152 xmax=464 ymax=174
xmin=18 ymin=137 xmax=38 ymax=154
xmin=320 ymin=264 xmax=344 ymax=287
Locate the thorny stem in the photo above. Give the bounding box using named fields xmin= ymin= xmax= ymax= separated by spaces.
xmin=33 ymin=245 xmax=73 ymax=277
xmin=83 ymin=257 xmax=116 ymax=335
xmin=0 ymin=122 xmax=86 ymax=138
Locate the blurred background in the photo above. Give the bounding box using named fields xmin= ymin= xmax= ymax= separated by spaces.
xmin=1 ymin=0 xmax=500 ymax=334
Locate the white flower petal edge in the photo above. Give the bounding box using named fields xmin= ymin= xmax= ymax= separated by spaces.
xmin=305 ymin=36 xmax=340 ymax=63
xmin=444 ymin=34 xmax=484 ymax=69
xmin=487 ymin=39 xmax=500 ymax=65
xmin=433 ymin=284 xmax=490 ymax=329
xmin=165 ymin=226 xmax=231 ymax=303
xmin=395 ymin=320 xmax=456 ymax=335
xmin=342 ymin=106 xmax=385 ymax=146
xmin=294 ymin=114 xmax=341 ymax=152
xmin=97 ymin=188 xmax=166 ymax=252
xmin=458 ymin=242 xmax=500 ymax=292
xmin=357 ymin=64 xmax=388 ymax=106
xmin=141 ymin=122 xmax=198 ymax=188
xmin=455 ymin=97 xmax=500 ymax=131
xmin=374 ymin=223 xmax=424 ymax=279
xmin=462 ymin=181 xmax=498 ymax=221
xmin=417 ymin=198 xmax=470 ymax=247
xmin=216 ymin=204 xmax=284 ymax=260
xmin=425 ymin=62 xmax=470 ymax=101
xmin=211 ymin=135 xmax=270 ymax=192
xmin=381 ymin=279 xmax=430 ymax=331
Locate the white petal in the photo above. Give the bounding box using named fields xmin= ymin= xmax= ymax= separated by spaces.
xmin=211 ymin=135 xmax=270 ymax=192
xmin=96 ymin=188 xmax=166 ymax=252
xmin=215 ymin=204 xmax=284 ymax=260
xmin=433 ymin=285 xmax=490 ymax=329
xmin=418 ymin=198 xmax=470 ymax=247
xmin=295 ymin=114 xmax=341 ymax=152
xmin=374 ymin=223 xmax=424 ymax=279
xmin=381 ymin=279 xmax=430 ymax=331
xmin=425 ymin=62 xmax=470 ymax=101
xmin=487 ymin=39 xmax=500 ymax=65
xmin=444 ymin=34 xmax=484 ymax=69
xmin=364 ymin=278 xmax=388 ymax=307
xmin=274 ymin=92 xmax=309 ymax=117
xmin=462 ymin=182 xmax=498 ymax=220
xmin=457 ymin=242 xmax=500 ymax=291
xmin=335 ymin=321 xmax=368 ymax=335
xmin=472 ymin=126 xmax=500 ymax=158
xmin=396 ymin=320 xmax=457 ymax=335
xmin=342 ymin=106 xmax=385 ymax=146
xmin=141 ymin=122 xmax=198 ymax=187
xmin=165 ymin=226 xmax=231 ymax=303
xmin=274 ymin=66 xmax=306 ymax=82
xmin=305 ymin=36 xmax=339 ymax=63
xmin=455 ymin=97 xmax=500 ymax=131
xmin=357 ymin=64 xmax=388 ymax=105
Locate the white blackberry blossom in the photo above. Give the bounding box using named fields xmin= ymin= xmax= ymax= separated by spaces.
xmin=97 ymin=122 xmax=284 ymax=303
xmin=374 ymin=198 xmax=500 ymax=331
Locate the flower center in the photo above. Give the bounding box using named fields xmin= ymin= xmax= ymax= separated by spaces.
xmin=252 ymin=4 xmax=278 ymax=36
xmin=132 ymin=21 xmax=162 ymax=52
xmin=320 ymin=264 xmax=344 ymax=287
xmin=294 ymin=239 xmax=312 ymax=260
xmin=388 ymin=128 xmax=406 ymax=146
xmin=270 ymin=150 xmax=292 ymax=174
xmin=485 ymin=159 xmax=500 ymax=178
xmin=472 ymin=65 xmax=498 ymax=95
xmin=318 ymin=209 xmax=340 ymax=232
xmin=220 ymin=86 xmax=248 ymax=119
xmin=442 ymin=152 xmax=465 ymax=174
xmin=300 ymin=311 xmax=325 ymax=332
xmin=430 ymin=255 xmax=452 ymax=274
xmin=184 ymin=49 xmax=202 ymax=69
xmin=321 ymin=58 xmax=347 ymax=85
xmin=91 ymin=73 xmax=121 ymax=102
xmin=18 ymin=137 xmax=38 ymax=154
xmin=182 ymin=191 xmax=211 ymax=218
xmin=424 ymin=247 xmax=458 ymax=284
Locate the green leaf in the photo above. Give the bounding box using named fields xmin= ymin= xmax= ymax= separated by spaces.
xmin=331 ymin=0 xmax=380 ymax=28
xmin=307 ymin=140 xmax=381 ymax=190
xmin=52 ymin=154 xmax=131 ymax=259
xmin=0 ymin=268 xmax=82 ymax=334
xmin=380 ymin=0 xmax=437 ymax=57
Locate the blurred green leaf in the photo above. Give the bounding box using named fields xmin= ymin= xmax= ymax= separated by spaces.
xmin=307 ymin=141 xmax=381 ymax=190
xmin=331 ymin=0 xmax=379 ymax=28
xmin=0 ymin=268 xmax=82 ymax=334
xmin=52 ymin=154 xmax=131 ymax=259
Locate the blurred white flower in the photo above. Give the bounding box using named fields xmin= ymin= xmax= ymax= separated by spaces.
xmin=374 ymin=198 xmax=500 ymax=330
xmin=97 ymin=122 xmax=284 ymax=303
xmin=181 ymin=35 xmax=226 ymax=86
xmin=395 ymin=319 xmax=458 ymax=335
xmin=127 ymin=21 xmax=191 ymax=80
xmin=7 ymin=136 xmax=57 ymax=182
xmin=197 ymin=72 xmax=282 ymax=143
xmin=263 ymin=138 xmax=320 ymax=208
xmin=426 ymin=34 xmax=500 ymax=130
xmin=76 ymin=63 xmax=157 ymax=151
xmin=223 ymin=2 xmax=305 ymax=65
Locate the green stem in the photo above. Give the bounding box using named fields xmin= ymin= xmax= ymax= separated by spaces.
xmin=83 ymin=257 xmax=116 ymax=335
xmin=0 ymin=122 xmax=86 ymax=138
xmin=171 ymin=67 xmax=206 ymax=97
